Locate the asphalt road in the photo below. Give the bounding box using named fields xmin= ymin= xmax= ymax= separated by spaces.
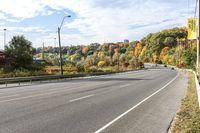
xmin=0 ymin=67 xmax=188 ymax=133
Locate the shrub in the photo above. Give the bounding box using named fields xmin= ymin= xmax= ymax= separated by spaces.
xmin=85 ymin=66 xmax=103 ymax=73
xmin=76 ymin=62 xmax=85 ymax=72
xmin=98 ymin=61 xmax=106 ymax=68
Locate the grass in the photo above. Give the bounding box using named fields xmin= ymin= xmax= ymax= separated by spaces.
xmin=171 ymin=73 xmax=200 ymax=132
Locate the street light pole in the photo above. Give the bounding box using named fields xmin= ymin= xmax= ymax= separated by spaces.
xmin=3 ymin=29 xmax=6 ymax=50
xmin=58 ymin=15 xmax=71 ymax=75
xmin=58 ymin=27 xmax=64 ymax=75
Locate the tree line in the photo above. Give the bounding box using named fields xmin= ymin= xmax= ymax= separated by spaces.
xmin=1 ymin=27 xmax=196 ymax=76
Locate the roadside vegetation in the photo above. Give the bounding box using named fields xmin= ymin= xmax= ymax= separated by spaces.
xmin=0 ymin=35 xmax=48 ymax=78
xmin=35 ymin=27 xmax=196 ymax=73
xmin=0 ymin=27 xmax=196 ymax=77
xmin=171 ymin=73 xmax=200 ymax=132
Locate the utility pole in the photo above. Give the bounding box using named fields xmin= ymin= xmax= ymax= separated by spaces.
xmin=3 ymin=29 xmax=6 ymax=50
xmin=197 ymin=0 xmax=200 ymax=67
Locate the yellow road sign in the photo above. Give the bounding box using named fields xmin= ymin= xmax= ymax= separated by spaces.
xmin=188 ymin=18 xmax=197 ymax=40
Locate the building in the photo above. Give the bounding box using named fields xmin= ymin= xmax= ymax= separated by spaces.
xmin=124 ymin=39 xmax=129 ymax=43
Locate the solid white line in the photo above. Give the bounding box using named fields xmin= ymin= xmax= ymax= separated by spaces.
xmin=69 ymin=94 xmax=94 ymax=102
xmin=94 ymin=72 xmax=179 ymax=133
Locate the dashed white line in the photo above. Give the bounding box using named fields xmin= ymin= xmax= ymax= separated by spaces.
xmin=94 ymin=72 xmax=179 ymax=133
xmin=69 ymin=94 xmax=94 ymax=103
xmin=0 ymin=81 xmax=112 ymax=103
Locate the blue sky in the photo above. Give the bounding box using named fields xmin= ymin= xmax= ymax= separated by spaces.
xmin=0 ymin=0 xmax=197 ymax=49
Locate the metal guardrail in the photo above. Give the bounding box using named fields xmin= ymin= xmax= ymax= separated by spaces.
xmin=0 ymin=71 xmax=133 ymax=88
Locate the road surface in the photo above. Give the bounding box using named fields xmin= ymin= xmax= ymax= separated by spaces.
xmin=0 ymin=67 xmax=188 ymax=133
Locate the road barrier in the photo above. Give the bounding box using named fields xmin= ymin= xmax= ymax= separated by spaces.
xmin=0 ymin=72 xmax=109 ymax=87
xmin=0 ymin=70 xmax=139 ymax=88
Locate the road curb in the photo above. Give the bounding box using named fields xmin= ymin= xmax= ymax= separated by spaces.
xmin=191 ymin=70 xmax=200 ymax=107
xmin=178 ymin=68 xmax=200 ymax=108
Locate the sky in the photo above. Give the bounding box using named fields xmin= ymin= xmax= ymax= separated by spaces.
xmin=0 ymin=0 xmax=197 ymax=49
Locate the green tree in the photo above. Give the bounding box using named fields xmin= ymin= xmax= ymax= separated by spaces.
xmin=119 ymin=54 xmax=126 ymax=67
xmin=164 ymin=37 xmax=176 ymax=47
xmin=5 ymin=35 xmax=34 ymax=68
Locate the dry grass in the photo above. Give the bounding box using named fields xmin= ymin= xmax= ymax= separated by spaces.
xmin=171 ymin=73 xmax=200 ymax=133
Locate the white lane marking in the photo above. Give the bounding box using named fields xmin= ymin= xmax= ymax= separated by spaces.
xmin=0 ymin=88 xmax=93 ymax=103
xmin=69 ymin=94 xmax=94 ymax=103
xmin=94 ymin=72 xmax=179 ymax=133
xmin=0 ymin=70 xmax=160 ymax=103
xmin=0 ymin=88 xmax=89 ymax=103
xmin=119 ymin=84 xmax=130 ymax=88
xmin=0 ymin=81 xmax=111 ymax=103
xmin=0 ymin=94 xmax=20 ymax=99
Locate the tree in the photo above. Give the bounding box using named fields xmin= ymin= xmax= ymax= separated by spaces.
xmin=133 ymin=42 xmax=143 ymax=57
xmin=164 ymin=37 xmax=176 ymax=47
xmin=160 ymin=47 xmax=170 ymax=63
xmin=129 ymin=56 xmax=138 ymax=69
xmin=82 ymin=47 xmax=89 ymax=57
xmin=112 ymin=52 xmax=120 ymax=65
xmin=119 ymin=54 xmax=126 ymax=67
xmin=109 ymin=45 xmax=115 ymax=65
xmin=69 ymin=53 xmax=82 ymax=62
xmin=84 ymin=56 xmax=94 ymax=69
xmin=5 ymin=35 xmax=34 ymax=68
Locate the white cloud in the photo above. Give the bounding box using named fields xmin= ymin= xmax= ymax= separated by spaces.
xmin=0 ymin=0 xmax=190 ymax=49
xmin=0 ymin=26 xmax=50 ymax=33
xmin=63 ymin=0 xmax=188 ymax=42
xmin=0 ymin=0 xmax=45 ymax=19
xmin=0 ymin=26 xmax=51 ymax=49
xmin=0 ymin=12 xmax=6 ymax=19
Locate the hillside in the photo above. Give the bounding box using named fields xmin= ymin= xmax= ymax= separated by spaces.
xmin=34 ymin=27 xmax=196 ymax=74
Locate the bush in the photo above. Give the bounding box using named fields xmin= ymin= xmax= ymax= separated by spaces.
xmin=76 ymin=62 xmax=85 ymax=72
xmin=98 ymin=61 xmax=106 ymax=68
xmin=84 ymin=66 xmax=103 ymax=73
